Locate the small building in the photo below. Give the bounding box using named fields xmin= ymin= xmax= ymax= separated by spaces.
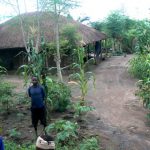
xmin=0 ymin=12 xmax=107 ymax=70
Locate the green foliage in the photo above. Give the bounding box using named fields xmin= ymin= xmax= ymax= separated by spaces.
xmin=136 ymin=80 xmax=150 ymax=108
xmin=73 ymin=102 xmax=95 ymax=119
xmin=90 ymin=11 xmax=139 ymax=53
xmin=39 ymin=0 xmax=79 ymax=82
xmin=69 ymin=47 xmax=95 ymax=105
xmin=43 ymin=40 xmax=70 ymax=56
xmin=15 ymin=93 xmax=30 ymax=105
xmin=61 ymin=24 xmax=80 ymax=55
xmin=133 ymin=52 xmax=150 ymax=109
xmin=128 ymin=53 xmax=149 ymax=79
xmin=8 ymin=128 xmax=21 ymax=139
xmin=17 ymin=43 xmax=46 ymax=86
xmin=39 ymin=0 xmax=79 ymax=15
xmin=46 ymin=120 xmax=79 ymax=147
xmin=47 ymin=79 xmax=71 ymax=112
xmin=0 ymin=81 xmax=15 ymax=112
xmin=79 ymin=137 xmax=100 ymax=150
xmin=135 ymin=20 xmax=150 ymax=52
xmin=4 ymin=140 xmax=35 ymax=150
xmin=105 ymin=10 xmax=126 ymax=39
xmin=129 ymin=50 xmax=150 ymax=121
xmin=90 ymin=21 xmax=106 ymax=32
xmin=46 ymin=120 xmax=100 ymax=149
xmin=0 ymin=66 xmax=7 ymax=75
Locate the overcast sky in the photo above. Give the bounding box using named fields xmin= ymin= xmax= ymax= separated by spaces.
xmin=71 ymin=0 xmax=150 ymax=21
xmin=0 ymin=0 xmax=150 ymax=22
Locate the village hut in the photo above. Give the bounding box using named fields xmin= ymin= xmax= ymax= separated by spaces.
xmin=0 ymin=12 xmax=107 ymax=70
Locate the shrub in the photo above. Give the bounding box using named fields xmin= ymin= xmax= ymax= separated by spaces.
xmin=79 ymin=137 xmax=100 ymax=150
xmin=136 ymin=80 xmax=150 ymax=108
xmin=47 ymin=80 xmax=71 ymax=112
xmin=4 ymin=140 xmax=35 ymax=150
xmin=128 ymin=53 xmax=149 ymax=79
xmin=73 ymin=102 xmax=95 ymax=119
xmin=0 ymin=81 xmax=15 ymax=112
xmin=46 ymin=120 xmax=79 ymax=147
xmin=129 ymin=50 xmax=150 ymax=121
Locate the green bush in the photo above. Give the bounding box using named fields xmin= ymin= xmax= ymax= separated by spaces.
xmin=129 ymin=51 xmax=150 ymax=107
xmin=46 ymin=120 xmax=100 ymax=150
xmin=47 ymin=80 xmax=71 ymax=112
xmin=79 ymin=137 xmax=100 ymax=150
xmin=46 ymin=120 xmax=79 ymax=147
xmin=0 ymin=81 xmax=15 ymax=112
xmin=73 ymin=102 xmax=95 ymax=119
xmin=4 ymin=140 xmax=35 ymax=150
xmin=136 ymin=80 xmax=150 ymax=108
xmin=128 ymin=53 xmax=149 ymax=79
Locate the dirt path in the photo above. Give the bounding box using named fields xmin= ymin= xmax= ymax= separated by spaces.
xmin=2 ymin=55 xmax=150 ymax=149
xmin=84 ymin=55 xmax=150 ymax=150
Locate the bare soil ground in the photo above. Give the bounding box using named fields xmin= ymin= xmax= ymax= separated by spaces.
xmin=1 ymin=55 xmax=150 ymax=150
xmin=83 ymin=55 xmax=150 ymax=150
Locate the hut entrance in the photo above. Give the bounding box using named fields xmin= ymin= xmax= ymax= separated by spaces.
xmin=0 ymin=48 xmax=27 ymax=70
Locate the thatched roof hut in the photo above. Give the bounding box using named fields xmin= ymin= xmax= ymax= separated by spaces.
xmin=0 ymin=11 xmax=106 ymax=49
xmin=0 ymin=12 xmax=107 ymax=69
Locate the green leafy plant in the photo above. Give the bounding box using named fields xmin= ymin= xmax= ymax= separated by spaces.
xmin=17 ymin=42 xmax=46 ymax=86
xmin=8 ymin=128 xmax=21 ymax=140
xmin=79 ymin=137 xmax=100 ymax=150
xmin=69 ymin=47 xmax=95 ymax=105
xmin=128 ymin=52 xmax=149 ymax=79
xmin=47 ymin=79 xmax=71 ymax=112
xmin=0 ymin=81 xmax=15 ymax=112
xmin=73 ymin=102 xmax=95 ymax=119
xmin=136 ymin=80 xmax=150 ymax=108
xmin=129 ymin=48 xmax=150 ymax=122
xmin=4 ymin=140 xmax=35 ymax=150
xmin=46 ymin=120 xmax=79 ymax=147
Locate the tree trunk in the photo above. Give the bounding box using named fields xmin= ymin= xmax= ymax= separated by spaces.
xmin=54 ymin=3 xmax=63 ymax=82
xmin=112 ymin=39 xmax=115 ymax=53
xmin=35 ymin=0 xmax=40 ymax=53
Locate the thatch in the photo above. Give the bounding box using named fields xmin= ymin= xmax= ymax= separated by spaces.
xmin=0 ymin=11 xmax=106 ymax=49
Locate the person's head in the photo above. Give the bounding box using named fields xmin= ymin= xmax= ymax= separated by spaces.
xmin=31 ymin=76 xmax=38 ymax=86
xmin=36 ymin=135 xmax=55 ymax=150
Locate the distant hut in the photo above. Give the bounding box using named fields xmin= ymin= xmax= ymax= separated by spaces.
xmin=0 ymin=12 xmax=107 ymax=70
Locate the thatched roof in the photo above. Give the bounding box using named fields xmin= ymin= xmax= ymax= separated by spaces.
xmin=0 ymin=12 xmax=106 ymax=49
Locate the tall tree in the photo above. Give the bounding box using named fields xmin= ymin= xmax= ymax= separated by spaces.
xmin=105 ymin=11 xmax=126 ymax=52
xmin=39 ymin=0 xmax=79 ymax=82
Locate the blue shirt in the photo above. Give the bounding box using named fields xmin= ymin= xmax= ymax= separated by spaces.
xmin=28 ymin=85 xmax=45 ymax=108
xmin=0 ymin=137 xmax=4 ymax=150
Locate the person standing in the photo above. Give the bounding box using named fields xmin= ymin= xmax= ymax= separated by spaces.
xmin=28 ymin=76 xmax=46 ymax=136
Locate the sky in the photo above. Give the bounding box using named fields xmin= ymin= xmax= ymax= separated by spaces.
xmin=0 ymin=0 xmax=150 ymax=23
